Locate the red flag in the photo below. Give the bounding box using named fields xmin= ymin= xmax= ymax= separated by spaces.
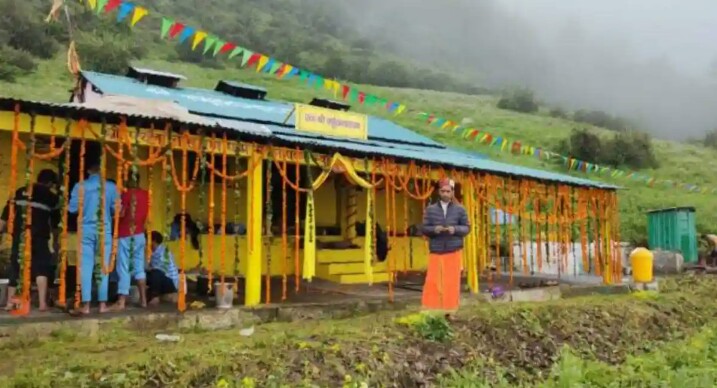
xmin=246 ymin=53 xmax=261 ymax=67
xmin=274 ymin=63 xmax=285 ymax=77
xmin=469 ymin=129 xmax=479 ymax=140
xmin=427 ymin=114 xmax=435 ymax=124
xmin=358 ymin=92 xmax=366 ymax=104
xmin=169 ymin=22 xmax=185 ymax=39
xmin=105 ymin=0 xmax=122 ymax=13
xmin=219 ymin=42 xmax=236 ymax=54
xmin=341 ymin=85 xmax=350 ymax=99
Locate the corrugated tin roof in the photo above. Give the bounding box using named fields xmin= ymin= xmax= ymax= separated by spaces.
xmin=82 ymin=71 xmax=443 ymax=148
xmin=73 ymin=71 xmax=617 ymax=189
xmin=268 ymin=128 xmax=615 ymax=189
xmin=0 ymin=97 xmax=273 ymax=139
xmin=2 ymin=96 xmax=616 ymax=189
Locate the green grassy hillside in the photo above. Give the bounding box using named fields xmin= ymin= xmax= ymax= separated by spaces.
xmin=3 ymin=56 xmax=716 ymax=243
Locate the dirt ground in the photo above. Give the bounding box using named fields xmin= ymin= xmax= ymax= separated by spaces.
xmin=0 ymin=276 xmax=711 ymax=387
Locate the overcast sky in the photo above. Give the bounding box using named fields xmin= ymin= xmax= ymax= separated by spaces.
xmin=499 ymin=0 xmax=717 ymax=77
xmin=342 ymin=0 xmax=717 ymax=139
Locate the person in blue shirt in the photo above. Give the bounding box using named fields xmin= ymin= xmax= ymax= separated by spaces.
xmin=68 ymin=159 xmax=120 ymax=315
xmin=147 ymin=231 xmax=180 ymax=306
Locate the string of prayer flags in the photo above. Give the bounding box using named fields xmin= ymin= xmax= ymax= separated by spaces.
xmin=88 ymin=0 xmax=717 ymax=196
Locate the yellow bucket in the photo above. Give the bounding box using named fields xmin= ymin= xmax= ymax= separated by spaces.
xmin=630 ymin=247 xmax=654 ymax=283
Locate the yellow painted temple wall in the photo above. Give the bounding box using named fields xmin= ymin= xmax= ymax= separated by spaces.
xmin=0 ymin=126 xmax=431 ymax=277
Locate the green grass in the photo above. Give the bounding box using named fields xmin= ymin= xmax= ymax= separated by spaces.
xmin=3 ymin=56 xmax=717 ymax=242
xmin=2 ymin=276 xmax=717 ymax=386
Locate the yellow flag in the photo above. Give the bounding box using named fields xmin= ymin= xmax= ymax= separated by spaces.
xmin=302 ymin=191 xmax=316 ymax=281
xmin=279 ymin=64 xmax=293 ymax=78
xmin=130 ymin=6 xmax=148 ymax=27
xmin=395 ymin=104 xmax=406 ymax=115
xmin=87 ymin=0 xmax=96 ymax=9
xmin=256 ymin=55 xmax=269 ymax=72
xmin=332 ymin=80 xmax=340 ymax=98
xmin=192 ymin=31 xmax=207 ymax=50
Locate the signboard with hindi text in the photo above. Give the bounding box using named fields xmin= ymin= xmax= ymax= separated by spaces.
xmin=294 ymin=103 xmax=368 ymax=140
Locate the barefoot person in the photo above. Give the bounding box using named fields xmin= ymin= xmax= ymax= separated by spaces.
xmin=0 ymin=169 xmax=60 ymax=311
xmin=420 ymin=178 xmax=470 ymax=318
xmin=68 ymin=159 xmax=119 ymax=314
xmin=146 ymin=231 xmax=179 ymax=306
xmin=112 ymin=173 xmax=149 ymax=310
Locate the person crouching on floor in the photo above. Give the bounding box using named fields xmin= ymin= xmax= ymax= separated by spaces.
xmin=147 ymin=231 xmax=180 ymax=306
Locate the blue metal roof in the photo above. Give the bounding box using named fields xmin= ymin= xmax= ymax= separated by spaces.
xmin=80 ymin=70 xmax=615 ymax=189
xmin=264 ymin=125 xmax=615 ymax=189
xmin=82 ymin=71 xmax=442 ymax=148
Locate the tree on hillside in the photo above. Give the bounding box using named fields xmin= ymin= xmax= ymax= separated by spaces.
xmin=559 ymin=128 xmax=658 ymax=170
xmin=573 ymin=110 xmax=630 ymax=132
xmin=703 ymin=129 xmax=717 ymax=149
xmin=497 ymin=88 xmax=539 ymax=113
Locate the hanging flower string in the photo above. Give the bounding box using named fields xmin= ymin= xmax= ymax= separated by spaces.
xmin=74 ymin=124 xmax=87 ymax=309
xmin=11 ymin=114 xmax=37 ymax=316
xmin=58 ymin=120 xmax=72 ymax=307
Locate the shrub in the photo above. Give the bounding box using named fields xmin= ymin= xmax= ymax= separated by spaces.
xmin=559 ymin=129 xmax=658 ymax=170
xmin=0 ymin=46 xmax=37 ymax=81
xmin=603 ymin=130 xmax=659 ymax=169
xmin=703 ymin=129 xmax=717 ymax=149
xmin=497 ymin=88 xmax=539 ymax=113
xmin=550 ymin=107 xmax=568 ymax=119
xmin=573 ymin=109 xmax=630 ymax=132
xmin=75 ymin=32 xmax=144 ymax=75
xmin=558 ymin=128 xmax=603 ymax=163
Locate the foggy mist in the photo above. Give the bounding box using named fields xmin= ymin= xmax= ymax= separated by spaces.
xmin=342 ymin=0 xmax=717 ymax=140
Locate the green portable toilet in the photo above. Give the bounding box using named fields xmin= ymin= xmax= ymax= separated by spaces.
xmin=647 ymin=207 xmax=698 ymax=263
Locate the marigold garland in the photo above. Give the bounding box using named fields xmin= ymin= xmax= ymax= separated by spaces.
xmin=12 ymin=114 xmax=37 ymax=315
xmin=294 ymin=148 xmax=301 ymax=292
xmin=220 ymin=134 xmax=228 ymax=290
xmin=96 ymin=121 xmax=108 ymax=279
xmin=264 ymin=153 xmax=274 ymax=304
xmin=58 ymin=120 xmax=72 ymax=307
xmin=74 ymin=123 xmax=87 ymax=309
xmin=280 ymin=157 xmax=288 ymax=301
xmin=232 ymin=141 xmax=242 ymax=295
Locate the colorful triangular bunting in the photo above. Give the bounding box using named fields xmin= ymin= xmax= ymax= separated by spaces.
xmin=228 ymin=46 xmax=243 ymax=60
xmin=130 ymin=6 xmax=148 ymax=27
xmin=203 ymin=35 xmax=218 ymax=55
xmin=116 ymin=2 xmax=134 ymax=22
xmin=160 ymin=18 xmax=173 ymax=39
xmin=192 ymin=31 xmax=207 ymax=50
xmin=178 ymin=26 xmax=195 ymax=44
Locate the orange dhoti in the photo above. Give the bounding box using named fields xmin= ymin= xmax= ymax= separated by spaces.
xmin=421 ymin=250 xmax=462 ymax=312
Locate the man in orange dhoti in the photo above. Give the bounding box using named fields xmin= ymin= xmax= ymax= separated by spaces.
xmin=421 ymin=178 xmax=470 ymax=317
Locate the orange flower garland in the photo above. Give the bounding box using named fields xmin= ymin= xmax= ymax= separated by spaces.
xmin=281 ymin=157 xmax=288 ymax=301
xmin=58 ymin=122 xmax=73 ymax=306
xmin=75 ymin=124 xmax=87 ymax=309
xmin=294 ymin=148 xmax=301 ymax=292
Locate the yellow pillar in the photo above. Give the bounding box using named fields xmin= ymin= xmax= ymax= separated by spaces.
xmin=245 ymin=146 xmax=264 ymax=306
xmin=345 ymin=186 xmax=358 ymax=242
xmin=464 ymin=180 xmax=479 ymax=293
